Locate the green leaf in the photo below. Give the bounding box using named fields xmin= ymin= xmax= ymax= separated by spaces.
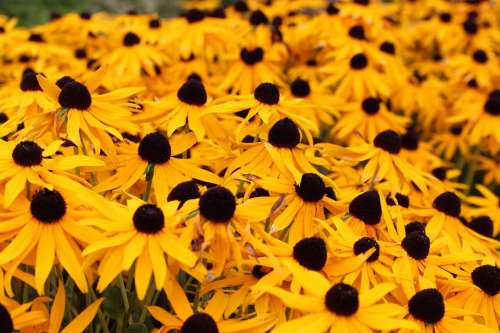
xmin=102 ymin=286 xmax=125 ymax=320
xmin=125 ymin=323 xmax=148 ymax=333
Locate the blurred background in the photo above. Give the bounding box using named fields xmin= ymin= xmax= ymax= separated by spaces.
xmin=0 ymin=0 xmax=201 ymax=26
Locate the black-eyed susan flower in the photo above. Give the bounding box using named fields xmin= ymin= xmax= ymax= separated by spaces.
xmin=0 ymin=68 xmax=56 ymax=138
xmin=332 ymin=97 xmax=409 ymax=142
xmin=317 ymin=130 xmax=432 ymax=194
xmin=37 ymin=67 xmax=143 ymax=154
xmin=137 ymin=79 xmax=210 ymax=141
xmin=94 ymin=131 xmax=220 ymax=205
xmin=100 ymin=30 xmax=168 ymax=87
xmin=254 ymin=277 xmax=418 ymax=333
xmin=399 ymin=274 xmax=496 ymax=333
xmin=445 ymin=264 xmax=499 ymax=329
xmin=192 ymin=185 xmax=273 ymax=275
xmin=0 ymin=188 xmax=101 ymax=294
xmin=250 ymin=172 xmax=339 ymax=244
xmin=0 ymin=138 xmax=103 ymax=207
xmin=217 ymin=45 xmax=285 ymax=95
xmin=225 ymin=118 xmax=322 ymax=183
xmin=319 ymin=217 xmax=398 ymax=290
xmin=321 ymin=52 xmax=391 ymax=101
xmin=412 ymin=191 xmax=498 ymax=257
xmin=206 ymin=82 xmax=317 ymax=143
xmin=82 ymin=198 xmax=198 ymax=299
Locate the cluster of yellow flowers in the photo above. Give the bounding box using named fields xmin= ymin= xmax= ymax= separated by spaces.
xmin=0 ymin=0 xmax=498 ymax=332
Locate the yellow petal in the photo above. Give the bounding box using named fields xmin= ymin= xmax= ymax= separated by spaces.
xmin=60 ymin=298 xmax=104 ymax=333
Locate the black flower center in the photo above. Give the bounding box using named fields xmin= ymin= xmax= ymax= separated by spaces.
xmin=234 ymin=0 xmax=249 ymax=13
xmin=468 ymin=216 xmax=493 ymax=238
xmin=354 ymin=0 xmax=369 ymax=5
xmin=56 ymin=76 xmax=76 ymax=89
xmin=326 ymin=4 xmax=340 ymax=15
xmin=439 ymin=12 xmax=451 ymax=23
xmin=252 ymin=265 xmax=272 ymax=278
xmin=74 ymin=48 xmax=87 ymax=59
xmin=293 ymin=237 xmax=327 ymax=271
xmin=450 ymin=124 xmax=463 ymax=135
xmin=249 ymin=187 xmax=269 ymax=198
xmin=12 ymin=141 xmax=43 ymax=166
xmin=374 ymin=130 xmax=401 ymax=154
xmin=0 ymin=112 xmax=8 ymax=124
xmin=290 ymin=79 xmax=311 ymax=98
xmin=133 ymin=204 xmax=165 ymax=234
xmin=484 ymin=94 xmax=500 ymax=115
xmin=181 ymin=313 xmax=219 ymax=333
xmin=30 ymin=189 xmax=66 ymax=223
xmin=361 ymin=98 xmax=379 ymax=114
xmin=386 ymin=193 xmax=409 ymax=208
xmin=380 ymin=41 xmax=396 ymax=54
xmin=349 ymin=25 xmax=366 ymax=40
xmin=349 ymin=190 xmax=381 ymax=225
xmin=254 ymin=83 xmax=280 ymax=105
xmin=471 ymin=265 xmax=499 ymax=296
xmin=249 ymin=10 xmax=269 ymax=26
xmin=402 ymin=231 xmax=430 ymax=260
xmin=199 ymin=186 xmax=236 ymax=223
xmin=432 ymin=191 xmax=461 ymax=217
xmin=20 ymin=69 xmax=42 ymax=91
xmin=431 ymin=167 xmax=447 ymax=181
xmin=463 ymin=19 xmax=478 ymax=34
xmin=353 ymin=237 xmax=380 ymax=262
xmin=350 ymin=53 xmax=368 ymax=70
xmin=405 ymin=221 xmax=425 ymax=235
xmin=80 ymin=12 xmax=92 ymax=20
xmin=306 ymin=59 xmax=317 ymax=66
xmin=268 ymin=118 xmax=300 ymax=148
xmin=138 ymin=132 xmax=171 ymax=164
xmin=58 ymin=81 xmax=92 ymax=110
xmin=401 ymin=129 xmax=419 ymax=150
xmin=185 ymin=9 xmax=205 ymax=23
xmin=177 ymin=79 xmax=207 ymax=106
xmin=149 ymin=19 xmax=161 ymax=28
xmin=409 ymin=289 xmax=445 ymax=324
xmin=325 ymin=283 xmax=359 ymax=316
xmin=0 ymin=27 xmax=5 ymax=33
xmin=123 ymin=32 xmax=141 ymax=46
xmin=472 ymin=50 xmax=488 ymax=63
xmin=167 ymin=180 xmax=200 ymax=206
xmin=295 ymin=173 xmax=325 ymax=202
xmin=18 ymin=54 xmax=32 ymax=63
xmin=28 ymin=33 xmax=44 ymax=42
xmin=0 ymin=303 xmax=13 ymax=333
xmin=240 ymin=47 xmax=264 ymax=65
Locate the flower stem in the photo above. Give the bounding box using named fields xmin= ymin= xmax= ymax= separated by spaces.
xmin=138 ymin=283 xmax=156 ymax=323
xmin=142 ymin=163 xmax=155 ymax=202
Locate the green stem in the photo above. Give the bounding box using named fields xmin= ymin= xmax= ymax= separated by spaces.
xmin=117 ymin=275 xmax=130 ymax=331
xmin=88 ymin=288 xmax=110 ymax=333
xmin=138 ymin=283 xmax=156 ymax=323
xmin=465 ymin=147 xmax=479 ymax=194
xmin=142 ymin=163 xmax=154 ymax=202
xmin=117 ymin=275 xmax=130 ymax=313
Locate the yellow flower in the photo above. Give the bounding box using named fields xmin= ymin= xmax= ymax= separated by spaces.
xmin=82 ymin=198 xmax=198 ymax=299
xmin=37 ymin=67 xmax=144 ymax=154
xmin=0 ymin=188 xmax=102 ymax=294
xmin=255 ymin=277 xmax=418 ymax=333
